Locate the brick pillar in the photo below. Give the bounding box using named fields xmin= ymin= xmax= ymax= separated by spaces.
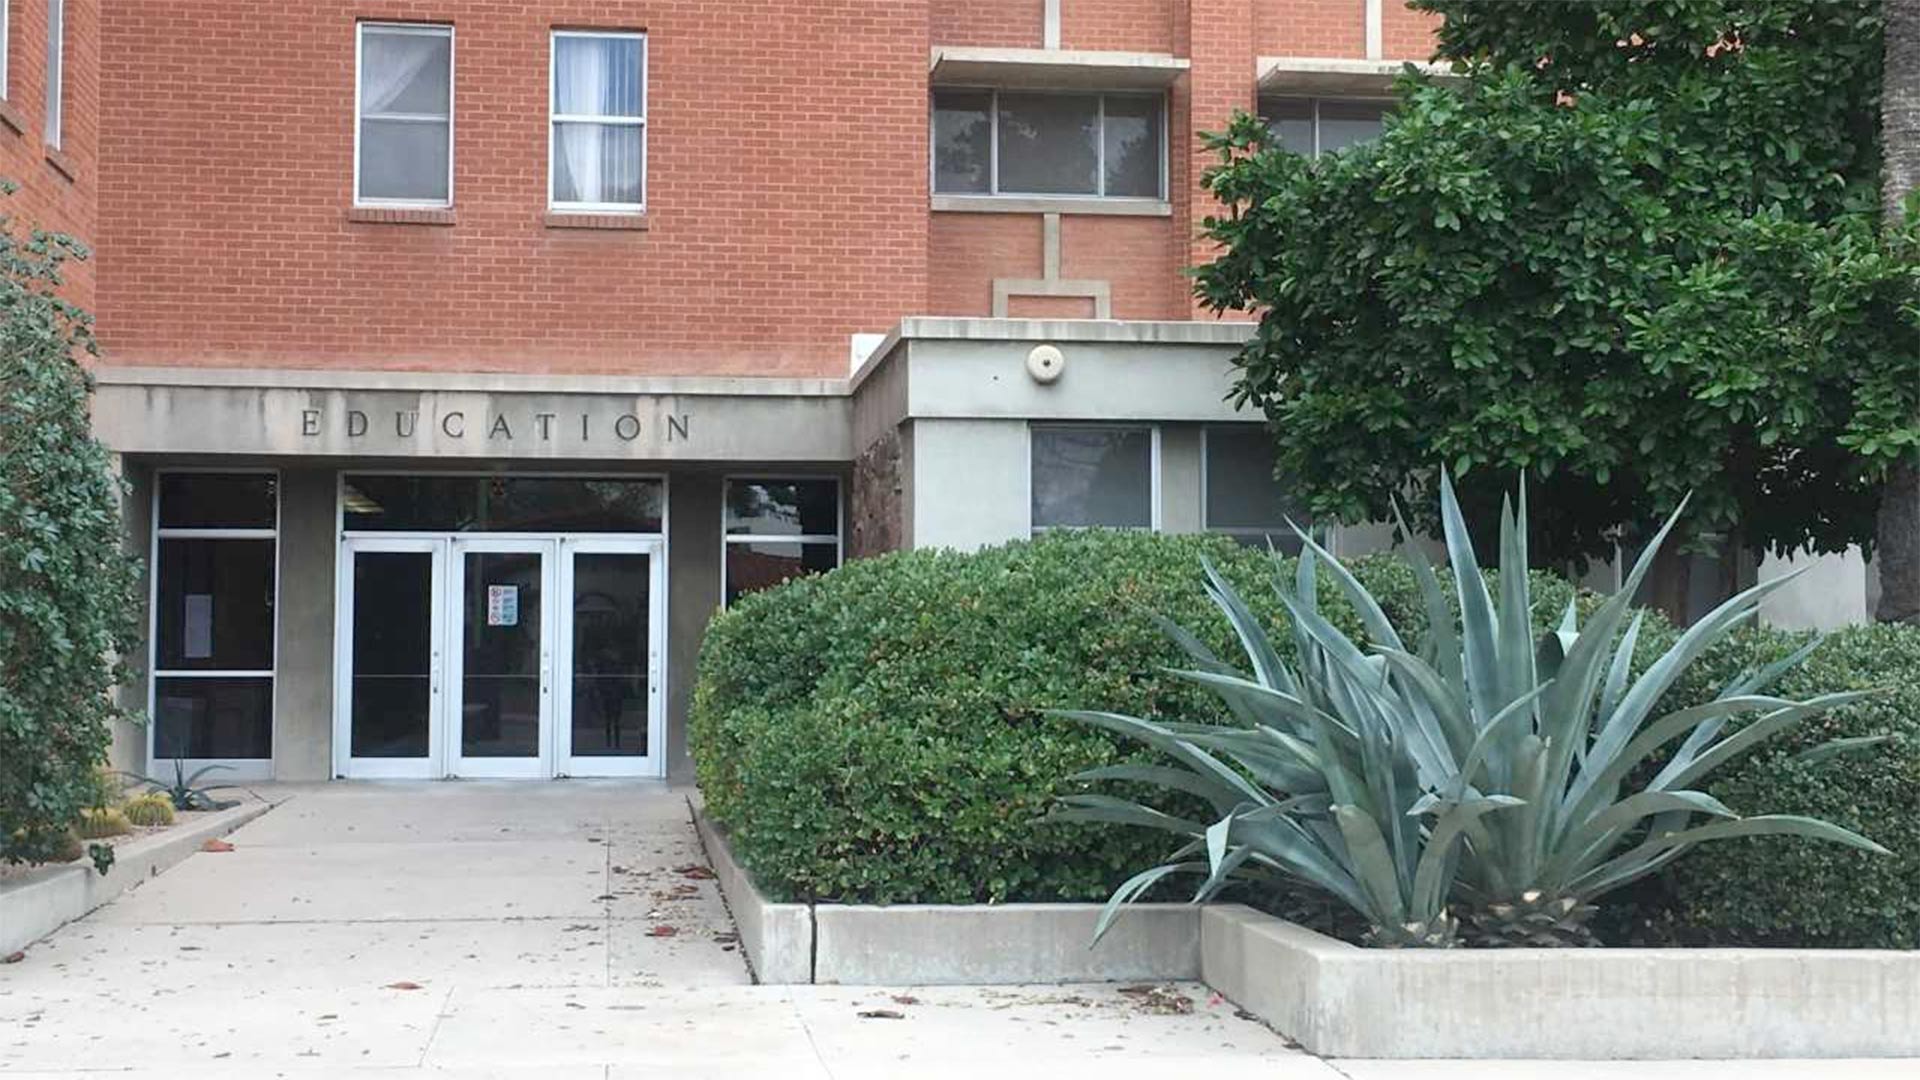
xmin=1176 ymin=0 xmax=1256 ymax=317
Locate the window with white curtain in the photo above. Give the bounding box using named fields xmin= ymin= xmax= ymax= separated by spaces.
xmin=355 ymin=23 xmax=453 ymax=206
xmin=43 ymin=0 xmax=60 ymax=148
xmin=550 ymin=31 xmax=647 ymax=212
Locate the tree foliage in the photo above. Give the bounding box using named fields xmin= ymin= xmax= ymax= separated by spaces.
xmin=1196 ymin=0 xmax=1920 ymax=565
xmin=0 ymin=187 xmax=143 ymax=867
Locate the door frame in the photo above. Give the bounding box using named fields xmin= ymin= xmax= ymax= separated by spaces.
xmin=332 ymin=537 xmax=449 ymax=779
xmin=447 ymin=537 xmax=558 ymax=779
xmin=556 ymin=537 xmax=667 ymax=778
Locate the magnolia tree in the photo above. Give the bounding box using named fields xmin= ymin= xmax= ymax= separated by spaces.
xmin=1194 ymin=0 xmax=1920 ymax=599
xmin=0 ymin=188 xmax=142 ymax=869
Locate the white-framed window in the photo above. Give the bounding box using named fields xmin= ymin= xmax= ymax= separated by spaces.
xmin=1030 ymin=424 xmax=1160 ymax=533
xmin=549 ymin=30 xmax=647 ymax=212
xmin=148 ymin=472 xmax=280 ymax=772
xmin=43 ymin=0 xmax=59 ymax=148
xmin=3 ymin=3 xmax=13 ymax=101
xmin=355 ymin=22 xmax=454 ymax=207
xmin=932 ymin=89 xmax=1165 ymax=199
xmin=721 ymin=477 xmax=841 ymax=607
xmin=1257 ymin=97 xmax=1390 ymax=157
xmin=1202 ymin=424 xmax=1312 ymax=553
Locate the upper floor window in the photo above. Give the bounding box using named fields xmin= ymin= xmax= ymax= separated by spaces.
xmin=43 ymin=0 xmax=60 ymax=148
xmin=550 ymin=30 xmax=646 ymax=212
xmin=355 ymin=23 xmax=453 ymax=207
xmin=1258 ymin=98 xmax=1388 ymax=157
xmin=933 ymin=89 xmax=1164 ymax=200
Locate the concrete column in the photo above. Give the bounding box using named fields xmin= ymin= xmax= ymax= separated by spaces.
xmin=111 ymin=459 xmax=152 ymax=775
xmin=273 ymin=468 xmax=337 ymax=780
xmin=667 ymin=471 xmax=723 ymax=782
xmin=1158 ymin=423 xmax=1204 ymax=533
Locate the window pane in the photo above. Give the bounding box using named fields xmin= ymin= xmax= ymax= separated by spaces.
xmin=342 ymin=476 xmax=664 ymax=533
xmin=570 ymin=553 xmax=651 ymax=757
xmin=1032 ymin=427 xmax=1153 ymax=529
xmin=1205 ymin=426 xmax=1309 ymax=552
xmin=153 ymin=677 xmax=273 ymax=760
xmin=725 ymin=479 xmax=839 ymax=537
xmin=998 ymin=92 xmax=1098 ymax=195
xmin=1260 ymin=98 xmax=1314 ymax=154
xmin=154 ymin=539 xmax=275 ymax=671
xmin=932 ymin=90 xmax=991 ymax=194
xmin=360 ymin=27 xmax=450 ymax=117
xmin=350 ymin=551 xmax=433 ymax=758
xmin=359 ymin=117 xmax=450 ymax=201
xmin=1318 ymin=101 xmax=1388 ymax=154
xmin=159 ymin=473 xmax=276 ymax=529
xmin=1103 ymin=95 xmax=1162 ymax=197
xmin=487 ymin=478 xmax=663 ymax=532
xmin=461 ymin=551 xmax=543 ymax=758
xmin=725 ymin=541 xmax=838 ymax=606
xmin=343 ymin=475 xmax=482 ymax=532
xmin=554 ymin=34 xmax=643 ymax=117
xmin=553 ymin=121 xmax=644 ymax=205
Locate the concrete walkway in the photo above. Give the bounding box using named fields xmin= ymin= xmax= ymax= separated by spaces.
xmin=3 ymin=782 xmax=1916 ymax=1078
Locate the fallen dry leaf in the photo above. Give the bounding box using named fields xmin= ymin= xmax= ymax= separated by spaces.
xmin=646 ymin=925 xmax=679 ymax=938
xmin=673 ymin=864 xmax=717 ymax=880
xmin=858 ymin=1009 xmax=906 ymax=1020
xmin=2 ymin=951 xmax=23 ymax=964
xmin=384 ymin=981 xmax=424 ymax=990
xmin=201 ymin=838 xmax=235 ymax=853
xmin=891 ymin=994 xmax=920 ymax=1006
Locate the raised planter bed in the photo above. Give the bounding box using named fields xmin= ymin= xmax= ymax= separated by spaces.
xmin=696 ymin=799 xmax=1920 ymax=1058
xmin=0 ymin=796 xmax=275 ymax=955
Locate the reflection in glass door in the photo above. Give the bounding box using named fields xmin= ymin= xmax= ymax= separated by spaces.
xmin=336 ymin=539 xmax=445 ymax=778
xmin=450 ymin=540 xmax=554 ymax=778
xmin=558 ymin=539 xmax=664 ymax=777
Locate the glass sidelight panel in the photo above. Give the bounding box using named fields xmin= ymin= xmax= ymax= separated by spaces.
xmin=460 ymin=550 xmax=543 ymax=758
xmin=569 ymin=553 xmax=650 ymax=757
xmin=349 ymin=550 xmax=435 ymax=758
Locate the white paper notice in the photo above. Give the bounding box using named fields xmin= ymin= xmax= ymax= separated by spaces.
xmin=184 ymin=594 xmax=214 ymax=659
xmin=487 ymin=585 xmax=519 ymax=627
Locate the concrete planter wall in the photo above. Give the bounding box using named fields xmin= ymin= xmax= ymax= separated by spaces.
xmin=1202 ymin=905 xmax=1920 ymax=1059
xmin=0 ymin=799 xmax=272 ymax=955
xmin=692 ymin=805 xmax=1198 ymax=986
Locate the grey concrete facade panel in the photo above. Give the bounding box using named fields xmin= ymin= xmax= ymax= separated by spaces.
xmin=905 ymin=339 xmax=1254 ymax=422
xmin=274 ymin=468 xmax=337 ymax=781
xmin=93 ymin=384 xmax=852 ymax=462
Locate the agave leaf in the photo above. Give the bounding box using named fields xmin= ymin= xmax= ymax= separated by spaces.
xmin=1438 ymin=471 xmax=1503 ymax=730
xmin=1659 ymin=691 xmax=1882 ymax=792
xmin=1092 ymin=861 xmax=1210 ymax=943
xmin=1721 ymin=633 xmax=1827 ymax=698
xmin=1540 ymin=789 xmax=1739 ymax=890
xmin=1200 ymin=556 xmax=1298 ymax=696
xmin=1570 ymin=815 xmax=1889 ymax=902
xmin=1494 ymin=488 xmax=1537 ymax=721
xmin=1372 ymin=646 xmax=1472 ymax=773
xmin=1193 ymin=844 xmax=1259 ymax=903
xmin=1069 ymin=764 xmax=1248 ymax=815
xmin=1411 ymin=794 xmax=1524 ymax=919
xmin=1392 ymin=497 xmax=1463 ymax=683
xmin=1286 ymin=520 xmax=1407 ymax=655
xmin=1558 ymin=694 xmax=1807 ymax=830
xmin=1333 ymin=804 xmax=1411 ymax=928
xmin=1168 ymin=668 xmax=1359 ymax=747
xmin=1047 ymin=794 xmax=1210 ymax=836
xmin=1049 ymin=709 xmax=1272 ymax=807
xmin=1793 ymin=734 xmax=1891 ymax=766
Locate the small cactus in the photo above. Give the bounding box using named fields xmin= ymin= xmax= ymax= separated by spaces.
xmin=122 ymin=793 xmax=175 ymax=827
xmin=75 ymin=807 xmax=131 ymax=840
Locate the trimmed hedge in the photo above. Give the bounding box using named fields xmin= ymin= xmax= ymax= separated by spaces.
xmin=1636 ymin=623 xmax=1920 ymax=948
xmin=689 ymin=529 xmax=1591 ymax=905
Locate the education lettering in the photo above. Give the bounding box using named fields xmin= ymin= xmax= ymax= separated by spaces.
xmin=299 ymin=408 xmax=691 ymax=444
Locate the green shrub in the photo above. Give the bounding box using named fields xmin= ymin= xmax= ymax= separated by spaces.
xmin=0 ymin=191 xmax=144 ymax=870
xmin=689 ymin=529 xmax=1604 ymax=905
xmin=1630 ymin=623 xmax=1920 ymax=948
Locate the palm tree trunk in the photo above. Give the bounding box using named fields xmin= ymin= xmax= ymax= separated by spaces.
xmin=1876 ymin=0 xmax=1920 ymax=622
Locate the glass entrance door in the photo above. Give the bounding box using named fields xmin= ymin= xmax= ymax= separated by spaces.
xmin=336 ymin=539 xmax=446 ymax=779
xmin=557 ymin=539 xmax=665 ymax=777
xmin=449 ymin=539 xmax=555 ymax=778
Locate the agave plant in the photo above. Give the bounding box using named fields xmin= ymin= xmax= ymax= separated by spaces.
xmin=1052 ymin=474 xmax=1887 ymax=948
xmin=119 ymin=760 xmax=238 ymax=812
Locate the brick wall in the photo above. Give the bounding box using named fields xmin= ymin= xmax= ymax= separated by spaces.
xmin=1382 ymin=2 xmax=1442 ymax=60
xmin=90 ymin=1 xmax=1439 ymax=374
xmin=0 ymin=0 xmax=97 ymax=311
xmin=97 ymin=1 xmax=929 ymax=376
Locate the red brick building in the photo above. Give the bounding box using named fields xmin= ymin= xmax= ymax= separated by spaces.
xmin=46 ymin=1 xmax=1449 ymax=782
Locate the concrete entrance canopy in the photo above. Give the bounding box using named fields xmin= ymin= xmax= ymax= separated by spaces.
xmin=89 ymin=366 xmax=853 ymax=462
